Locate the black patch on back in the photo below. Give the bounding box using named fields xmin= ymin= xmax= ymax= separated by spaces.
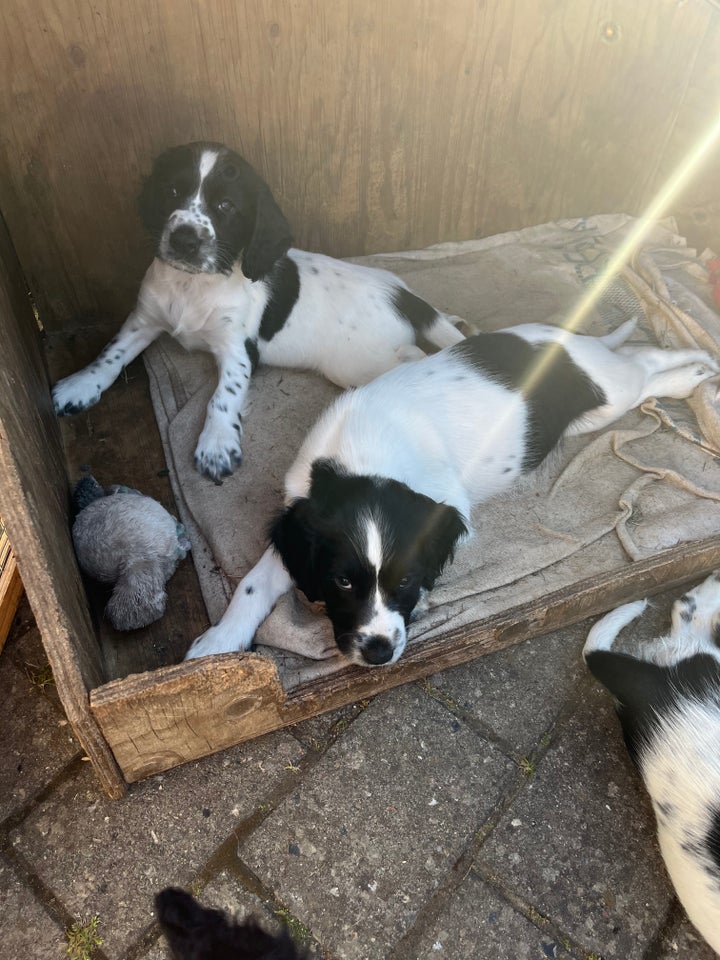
xmin=258 ymin=256 xmax=301 ymax=342
xmin=451 ymin=332 xmax=607 ymax=471
xmin=586 ymin=650 xmax=720 ymax=766
xmin=391 ymin=287 xmax=441 ymax=352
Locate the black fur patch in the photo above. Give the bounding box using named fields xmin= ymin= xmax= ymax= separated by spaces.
xmin=137 ymin=143 xmax=200 ymax=241
xmin=258 ymin=256 xmax=301 ymax=342
xmin=585 ymin=650 xmax=720 ymax=766
xmin=244 ymin=337 xmax=260 ymax=373
xmin=156 ymin=887 xmax=304 ymax=959
xmin=451 ymin=332 xmax=607 ymax=471
xmin=705 ymin=807 xmax=720 ymax=878
xmin=391 ymin=287 xmax=441 ymax=352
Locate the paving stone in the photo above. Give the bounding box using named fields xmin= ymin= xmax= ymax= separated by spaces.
xmin=653 ymin=910 xmax=717 ymax=959
xmin=142 ymin=938 xmax=171 ymax=960
xmin=0 ymin=652 xmax=80 ymax=822
xmin=413 ymin=870 xmax=571 ymax=959
xmin=10 ymin=731 xmax=305 ymax=960
xmin=289 ymin=701 xmax=370 ymax=750
xmin=0 ymin=860 xmax=67 ymax=959
xmin=429 ymin=625 xmax=587 ymax=757
xmin=240 ymin=684 xmax=518 ymax=960
xmin=477 ymin=681 xmax=672 ymax=959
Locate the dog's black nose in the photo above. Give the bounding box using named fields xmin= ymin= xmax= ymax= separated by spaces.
xmin=361 ymin=635 xmax=394 ymax=665
xmin=169 ymin=225 xmax=201 ymax=258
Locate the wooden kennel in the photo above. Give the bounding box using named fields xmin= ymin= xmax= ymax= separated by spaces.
xmin=1 ymin=0 xmax=720 ymax=798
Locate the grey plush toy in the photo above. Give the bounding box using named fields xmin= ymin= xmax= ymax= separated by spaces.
xmin=72 ymin=476 xmax=191 ymax=631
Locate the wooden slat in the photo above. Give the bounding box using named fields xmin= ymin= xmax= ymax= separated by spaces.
xmin=0 ymin=211 xmax=126 ymax=798
xmin=646 ymin=10 xmax=720 ymax=253
xmin=91 ymin=536 xmax=720 ymax=783
xmin=0 ymin=0 xmax=717 ymax=334
xmin=0 ymin=537 xmax=23 ymax=654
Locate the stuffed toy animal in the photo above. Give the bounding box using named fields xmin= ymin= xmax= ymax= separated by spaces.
xmin=72 ymin=476 xmax=190 ymax=631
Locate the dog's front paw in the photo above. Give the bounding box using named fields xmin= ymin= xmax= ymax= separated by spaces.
xmin=194 ymin=420 xmax=243 ymax=482
xmin=52 ymin=371 xmax=103 ymax=416
xmin=184 ymin=623 xmax=251 ymax=660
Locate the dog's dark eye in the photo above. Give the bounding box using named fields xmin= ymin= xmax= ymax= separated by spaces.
xmin=398 ymin=576 xmax=411 ymax=588
xmin=217 ymin=198 xmax=235 ymax=214
xmin=166 ymin=184 xmax=178 ymax=200
xmin=334 ymin=575 xmax=352 ymax=591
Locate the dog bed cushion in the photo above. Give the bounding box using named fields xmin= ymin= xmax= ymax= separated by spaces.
xmin=144 ymin=214 xmax=720 ymax=687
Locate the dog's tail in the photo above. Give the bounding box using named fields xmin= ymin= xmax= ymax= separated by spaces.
xmin=583 ymin=599 xmax=648 ymax=659
xmin=583 ymin=599 xmax=673 ymax=710
xmin=599 ymin=316 xmax=639 ymax=350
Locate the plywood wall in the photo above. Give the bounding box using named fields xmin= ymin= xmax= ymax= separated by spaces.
xmin=1 ymin=0 xmax=718 ymax=333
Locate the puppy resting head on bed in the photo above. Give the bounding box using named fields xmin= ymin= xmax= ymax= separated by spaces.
xmin=270 ymin=459 xmax=467 ymax=665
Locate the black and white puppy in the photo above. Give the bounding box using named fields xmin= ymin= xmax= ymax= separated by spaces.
xmin=184 ymin=318 xmax=718 ymax=666
xmin=52 ymin=142 xmax=464 ymax=481
xmin=583 ymin=574 xmax=720 ymax=955
xmin=156 ymin=887 xmax=305 ymax=960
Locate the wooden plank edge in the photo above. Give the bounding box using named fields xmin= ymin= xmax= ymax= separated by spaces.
xmin=90 ymin=653 xmax=287 ymax=782
xmin=0 ymin=549 xmax=23 ymax=654
xmin=90 ymin=537 xmax=720 ymax=785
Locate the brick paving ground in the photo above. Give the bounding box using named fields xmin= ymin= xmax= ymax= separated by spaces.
xmin=0 ymin=593 xmax=716 ymax=960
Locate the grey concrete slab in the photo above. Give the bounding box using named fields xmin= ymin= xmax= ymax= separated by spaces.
xmin=428 ymin=624 xmax=587 ymax=757
xmin=412 ymin=870 xmax=571 ymax=960
xmin=476 ymin=681 xmax=672 ymax=959
xmin=654 ymin=910 xmax=717 ymax=959
xmin=0 ymin=860 xmax=67 ymax=959
xmin=10 ymin=731 xmax=305 ymax=960
xmin=0 ymin=653 xmax=80 ymax=822
xmin=240 ymin=684 xmax=518 ymax=960
xmin=289 ymin=701 xmax=371 ymax=751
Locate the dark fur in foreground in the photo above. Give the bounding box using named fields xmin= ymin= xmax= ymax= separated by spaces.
xmin=156 ymin=888 xmax=305 ymax=960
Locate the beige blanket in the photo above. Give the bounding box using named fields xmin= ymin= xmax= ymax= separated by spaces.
xmin=144 ymin=215 xmax=720 ymax=688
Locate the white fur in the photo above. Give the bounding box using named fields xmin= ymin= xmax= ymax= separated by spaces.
xmin=185 ymin=323 xmax=718 ymax=661
xmin=584 ymin=574 xmax=720 ymax=954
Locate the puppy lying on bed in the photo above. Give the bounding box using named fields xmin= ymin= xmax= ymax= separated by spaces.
xmin=184 ymin=317 xmax=718 ymax=666
xmin=52 ymin=141 xmax=463 ymax=482
xmin=583 ymin=573 xmax=720 ymax=955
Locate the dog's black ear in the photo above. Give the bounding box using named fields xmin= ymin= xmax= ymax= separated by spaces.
xmin=417 ymin=503 xmax=467 ymax=590
xmin=242 ymin=186 xmax=293 ymax=281
xmin=269 ymin=499 xmax=323 ymax=602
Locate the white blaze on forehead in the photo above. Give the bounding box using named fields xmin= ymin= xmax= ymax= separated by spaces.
xmin=189 ymin=149 xmax=219 ymax=209
xmin=198 ymin=149 xmax=219 ymax=184
xmin=364 ymin=516 xmax=385 ymax=575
